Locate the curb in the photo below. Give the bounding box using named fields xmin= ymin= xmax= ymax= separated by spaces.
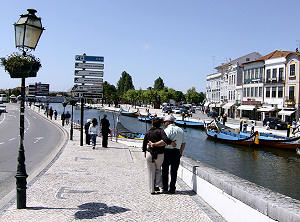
xmin=0 ymin=106 xmax=69 ymax=215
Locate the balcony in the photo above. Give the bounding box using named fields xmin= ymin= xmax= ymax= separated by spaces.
xmin=284 ymin=97 xmax=295 ymax=107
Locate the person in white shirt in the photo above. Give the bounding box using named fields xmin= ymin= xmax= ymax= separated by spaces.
xmin=88 ymin=118 xmax=100 ymax=149
xmin=162 ymin=115 xmax=186 ymax=194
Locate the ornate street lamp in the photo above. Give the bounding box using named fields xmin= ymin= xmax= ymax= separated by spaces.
xmin=14 ymin=9 xmax=44 ymax=209
xmin=69 ymin=98 xmax=78 ymax=140
xmin=62 ymin=98 xmax=68 ymax=113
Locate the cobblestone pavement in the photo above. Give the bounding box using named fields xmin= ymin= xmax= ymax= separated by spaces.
xmin=0 ymin=106 xmax=216 ymax=222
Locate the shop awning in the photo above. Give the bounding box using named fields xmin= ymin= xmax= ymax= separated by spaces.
xmin=237 ymin=105 xmax=256 ymax=111
xmin=257 ymin=107 xmax=275 ymax=112
xmin=222 ymin=102 xmax=235 ymax=109
xmin=278 ymin=110 xmax=296 ymax=116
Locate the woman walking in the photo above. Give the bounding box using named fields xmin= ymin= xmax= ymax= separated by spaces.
xmin=142 ymin=118 xmax=172 ymax=194
xmin=88 ymin=118 xmax=100 ymax=149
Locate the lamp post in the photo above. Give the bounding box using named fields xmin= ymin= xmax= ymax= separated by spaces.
xmin=69 ymin=98 xmax=77 ymax=140
xmin=14 ymin=9 xmax=44 ymax=209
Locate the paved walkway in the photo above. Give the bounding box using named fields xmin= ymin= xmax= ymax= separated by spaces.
xmin=0 ymin=107 xmax=219 ymax=222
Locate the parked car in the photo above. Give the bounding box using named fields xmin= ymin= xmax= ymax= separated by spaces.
xmin=263 ymin=117 xmax=287 ymax=130
xmin=162 ymin=106 xmax=172 ymax=113
xmin=172 ymin=107 xmax=181 ymax=114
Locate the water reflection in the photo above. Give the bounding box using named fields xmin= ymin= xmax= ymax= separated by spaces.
xmin=48 ymin=104 xmax=300 ymax=200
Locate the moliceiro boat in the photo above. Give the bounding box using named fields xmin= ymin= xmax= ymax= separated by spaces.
xmin=119 ymin=107 xmax=138 ymax=117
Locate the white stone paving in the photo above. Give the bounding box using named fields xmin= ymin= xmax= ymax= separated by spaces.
xmin=0 ymin=107 xmax=214 ymax=222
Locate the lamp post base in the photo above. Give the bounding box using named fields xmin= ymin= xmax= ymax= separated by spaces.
xmin=16 ymin=175 xmax=27 ymax=209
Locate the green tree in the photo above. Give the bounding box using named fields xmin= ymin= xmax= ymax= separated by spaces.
xmin=199 ymin=92 xmax=206 ymax=103
xmin=185 ymin=87 xmax=200 ymax=104
xmin=103 ymin=81 xmax=118 ymax=106
xmin=175 ymin=90 xmax=185 ymax=103
xmin=154 ymin=77 xmax=165 ymax=90
xmin=117 ymin=71 xmax=135 ymax=96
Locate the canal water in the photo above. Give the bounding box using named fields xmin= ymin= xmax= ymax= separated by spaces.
xmin=48 ymin=103 xmax=300 ymax=201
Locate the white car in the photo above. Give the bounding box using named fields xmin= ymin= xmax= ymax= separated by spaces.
xmin=172 ymin=108 xmax=181 ymax=114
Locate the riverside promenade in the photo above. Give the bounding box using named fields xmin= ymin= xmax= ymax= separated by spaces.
xmin=0 ymin=107 xmax=222 ymax=222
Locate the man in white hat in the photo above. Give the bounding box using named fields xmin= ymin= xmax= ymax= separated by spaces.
xmin=162 ymin=115 xmax=186 ymax=194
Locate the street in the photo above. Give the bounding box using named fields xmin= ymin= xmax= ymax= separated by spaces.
xmin=0 ymin=103 xmax=64 ymax=201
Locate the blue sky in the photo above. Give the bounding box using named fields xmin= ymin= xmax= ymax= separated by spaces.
xmin=1 ymin=0 xmax=300 ymax=93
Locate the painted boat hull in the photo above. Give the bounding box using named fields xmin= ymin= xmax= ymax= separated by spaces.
xmin=175 ymin=120 xmax=204 ymax=129
xmin=206 ymin=129 xmax=255 ymax=146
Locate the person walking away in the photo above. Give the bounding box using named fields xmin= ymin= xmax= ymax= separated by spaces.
xmin=65 ymin=111 xmax=71 ymax=125
xmin=61 ymin=112 xmax=66 ymax=126
xmin=54 ymin=110 xmax=58 ymax=120
xmin=162 ymin=115 xmax=186 ymax=194
xmin=287 ymin=124 xmax=290 ymax=137
xmin=101 ymin=114 xmax=110 ymax=148
xmin=89 ymin=118 xmax=100 ymax=149
xmin=142 ymin=118 xmax=173 ymax=194
xmin=49 ymin=107 xmax=53 ymax=120
xmin=85 ymin=119 xmax=92 ymax=145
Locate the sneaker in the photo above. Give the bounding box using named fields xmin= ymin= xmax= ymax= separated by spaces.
xmin=154 ymin=187 xmax=160 ymax=192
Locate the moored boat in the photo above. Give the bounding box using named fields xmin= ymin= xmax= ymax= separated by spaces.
xmin=206 ymin=128 xmax=256 ymax=146
xmin=119 ymin=107 xmax=138 ymax=117
xmin=175 ymin=120 xmax=205 ymax=129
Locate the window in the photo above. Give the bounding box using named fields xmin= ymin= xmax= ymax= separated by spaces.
xmin=266 ymin=87 xmax=270 ymax=97
xmin=251 ymin=69 xmax=254 ymax=79
xmin=290 ymin=64 xmax=295 ymax=76
xmin=272 ymin=69 xmax=277 ymax=79
xmin=289 ymin=86 xmax=295 ymax=101
xmin=278 ymin=86 xmax=283 ymax=98
xmin=260 ymin=68 xmax=264 ymax=79
xmin=266 ymin=69 xmax=271 ymax=80
xmin=279 ymin=68 xmax=283 ymax=81
xmin=272 ymin=87 xmax=276 ymax=98
xmin=247 ymin=88 xmax=250 ymax=97
xmin=255 ymin=68 xmax=258 ymax=78
xmin=251 ymin=87 xmax=254 ymax=97
xmin=255 ymin=87 xmax=258 ymax=97
xmin=243 ymin=88 xmax=246 ymax=97
xmin=259 ymin=87 xmax=263 ymax=97
xmin=244 ymin=72 xmax=247 ymax=82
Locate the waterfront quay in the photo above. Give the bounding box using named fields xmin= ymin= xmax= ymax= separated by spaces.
xmin=1 ymin=105 xmax=300 ymax=221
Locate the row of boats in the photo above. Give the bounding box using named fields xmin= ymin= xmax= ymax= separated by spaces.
xmin=120 ymin=107 xmax=205 ymax=129
xmin=117 ymin=107 xmax=300 ymax=151
xmin=206 ymin=121 xmax=300 ymax=151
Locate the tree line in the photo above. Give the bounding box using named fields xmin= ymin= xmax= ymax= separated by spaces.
xmin=103 ymin=71 xmax=205 ymax=106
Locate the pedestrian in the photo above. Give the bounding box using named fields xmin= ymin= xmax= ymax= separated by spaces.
xmin=287 ymin=124 xmax=290 ymax=137
xmin=181 ymin=112 xmax=185 ymax=121
xmin=161 ymin=115 xmax=186 ymax=194
xmin=61 ymin=112 xmax=65 ymax=126
xmin=85 ymin=119 xmax=92 ymax=145
xmin=89 ymin=118 xmax=100 ymax=149
xmin=54 ymin=110 xmax=57 ymax=120
xmin=65 ymin=111 xmax=71 ymax=125
xmin=240 ymin=119 xmax=243 ymax=132
xmin=101 ymin=114 xmax=110 ymax=148
xmin=251 ymin=121 xmax=255 ymax=134
xmin=242 ymin=120 xmax=248 ymax=132
xmin=49 ymin=107 xmax=53 ymax=120
xmin=223 ymin=113 xmax=227 ymax=125
xmin=292 ymin=120 xmax=297 ymax=135
xmin=142 ymin=118 xmax=173 ymax=195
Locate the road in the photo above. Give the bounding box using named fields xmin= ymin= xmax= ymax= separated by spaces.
xmin=0 ymin=103 xmax=64 ymax=201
